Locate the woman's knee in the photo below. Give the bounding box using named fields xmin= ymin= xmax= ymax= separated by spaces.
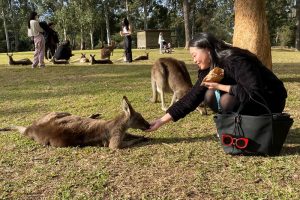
xmin=204 ymin=90 xmax=218 ymax=112
xmin=219 ymin=93 xmax=240 ymax=113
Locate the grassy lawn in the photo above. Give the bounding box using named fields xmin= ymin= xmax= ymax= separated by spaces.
xmin=0 ymin=48 xmax=299 ymax=199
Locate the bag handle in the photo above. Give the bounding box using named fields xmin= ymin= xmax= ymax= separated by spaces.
xmin=237 ymin=92 xmax=272 ymax=114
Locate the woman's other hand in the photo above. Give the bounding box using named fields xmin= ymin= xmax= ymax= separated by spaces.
xmin=202 ymin=82 xmax=231 ymax=93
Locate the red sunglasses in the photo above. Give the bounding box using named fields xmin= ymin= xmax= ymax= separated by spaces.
xmin=222 ymin=134 xmax=249 ymax=149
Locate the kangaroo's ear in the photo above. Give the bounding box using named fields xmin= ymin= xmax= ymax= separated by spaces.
xmin=122 ymin=96 xmax=134 ymax=116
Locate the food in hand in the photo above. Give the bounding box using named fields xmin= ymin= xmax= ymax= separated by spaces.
xmin=201 ymin=67 xmax=224 ymax=85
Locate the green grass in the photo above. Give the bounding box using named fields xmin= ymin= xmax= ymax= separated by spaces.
xmin=0 ymin=48 xmax=299 ymax=199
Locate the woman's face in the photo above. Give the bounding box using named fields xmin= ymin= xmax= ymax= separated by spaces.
xmin=189 ymin=47 xmax=211 ymax=70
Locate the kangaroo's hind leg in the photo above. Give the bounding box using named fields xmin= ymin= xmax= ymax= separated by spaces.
xmin=150 ymin=78 xmax=158 ymax=103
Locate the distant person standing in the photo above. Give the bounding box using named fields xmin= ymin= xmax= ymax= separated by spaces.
xmin=27 ymin=11 xmax=45 ymax=68
xmin=45 ymin=22 xmax=59 ymax=60
xmin=120 ymin=18 xmax=132 ymax=63
xmin=158 ymin=32 xmax=165 ymax=54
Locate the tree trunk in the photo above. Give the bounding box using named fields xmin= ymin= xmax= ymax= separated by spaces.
xmin=63 ymin=28 xmax=67 ymax=41
xmin=1 ymin=9 xmax=10 ymax=52
xmin=104 ymin=2 xmax=111 ymax=45
xmin=90 ymin=30 xmax=94 ymax=50
xmin=143 ymin=0 xmax=148 ymax=30
xmin=296 ymin=0 xmax=300 ymax=51
xmin=233 ymin=0 xmax=272 ymax=69
xmin=182 ymin=0 xmax=191 ymax=49
xmin=80 ymin=27 xmax=84 ymax=50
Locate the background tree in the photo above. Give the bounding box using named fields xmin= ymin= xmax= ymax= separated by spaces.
xmin=1 ymin=0 xmax=10 ymax=52
xmin=0 ymin=0 xmax=297 ymax=52
xmin=233 ymin=0 xmax=272 ymax=69
xmin=296 ymin=0 xmax=300 ymax=50
xmin=182 ymin=0 xmax=191 ymax=49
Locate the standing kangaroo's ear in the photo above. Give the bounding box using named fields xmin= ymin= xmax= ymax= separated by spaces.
xmin=122 ymin=96 xmax=134 ymax=116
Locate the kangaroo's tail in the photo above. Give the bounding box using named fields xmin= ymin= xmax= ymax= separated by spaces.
xmin=0 ymin=126 xmax=26 ymax=134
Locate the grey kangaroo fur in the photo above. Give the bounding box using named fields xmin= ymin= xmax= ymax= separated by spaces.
xmin=0 ymin=96 xmax=150 ymax=149
xmin=7 ymin=53 xmax=33 ymax=65
xmin=151 ymin=57 xmax=207 ymax=114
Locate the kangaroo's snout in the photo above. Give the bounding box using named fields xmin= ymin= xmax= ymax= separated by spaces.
xmin=140 ymin=121 xmax=150 ymax=131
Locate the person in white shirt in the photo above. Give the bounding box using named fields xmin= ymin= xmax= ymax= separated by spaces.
xmin=119 ymin=18 xmax=132 ymax=62
xmin=158 ymin=32 xmax=165 ymax=54
xmin=27 ymin=11 xmax=45 ymax=68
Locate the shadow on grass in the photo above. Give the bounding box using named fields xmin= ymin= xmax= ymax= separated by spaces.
xmin=137 ymin=134 xmax=216 ymax=147
xmin=280 ymin=77 xmax=300 ymax=83
xmin=281 ymin=128 xmax=300 ymax=155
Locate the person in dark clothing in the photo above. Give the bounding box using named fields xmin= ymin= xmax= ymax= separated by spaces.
xmin=119 ymin=18 xmax=132 ymax=62
xmin=146 ymin=32 xmax=287 ymax=132
xmin=45 ymin=22 xmax=59 ymax=60
xmin=53 ymin=40 xmax=73 ymax=60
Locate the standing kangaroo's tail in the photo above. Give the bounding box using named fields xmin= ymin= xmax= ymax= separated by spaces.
xmin=0 ymin=126 xmax=26 ymax=134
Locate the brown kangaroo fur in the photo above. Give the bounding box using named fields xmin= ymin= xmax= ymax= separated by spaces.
xmin=90 ymin=54 xmax=113 ymax=64
xmin=151 ymin=57 xmax=207 ymax=114
xmin=7 ymin=53 xmax=33 ymax=65
xmin=100 ymin=41 xmax=115 ymax=59
xmin=79 ymin=53 xmax=89 ymax=63
xmin=0 ymin=96 xmax=150 ymax=149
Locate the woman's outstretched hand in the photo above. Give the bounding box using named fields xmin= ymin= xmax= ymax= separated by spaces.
xmin=145 ymin=113 xmax=173 ymax=132
xmin=145 ymin=119 xmax=164 ymax=132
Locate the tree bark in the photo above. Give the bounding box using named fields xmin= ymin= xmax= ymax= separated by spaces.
xmin=182 ymin=0 xmax=191 ymax=49
xmin=104 ymin=1 xmax=111 ymax=45
xmin=143 ymin=0 xmax=148 ymax=30
xmin=296 ymin=0 xmax=300 ymax=50
xmin=90 ymin=30 xmax=94 ymax=50
xmin=1 ymin=9 xmax=10 ymax=52
xmin=80 ymin=27 xmax=84 ymax=50
xmin=233 ymin=0 xmax=272 ymax=69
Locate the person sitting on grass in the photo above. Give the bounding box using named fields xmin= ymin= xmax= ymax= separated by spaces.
xmin=53 ymin=40 xmax=73 ymax=61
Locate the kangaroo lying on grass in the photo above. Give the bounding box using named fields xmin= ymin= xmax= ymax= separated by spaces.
xmin=79 ymin=53 xmax=89 ymax=63
xmin=90 ymin=54 xmax=113 ymax=64
xmin=0 ymin=96 xmax=150 ymax=149
xmin=133 ymin=52 xmax=149 ymax=61
xmin=7 ymin=53 xmax=33 ymax=65
xmin=151 ymin=57 xmax=207 ymax=114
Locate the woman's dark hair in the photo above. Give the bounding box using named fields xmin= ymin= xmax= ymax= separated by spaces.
xmin=189 ymin=32 xmax=259 ymax=67
xmin=122 ymin=18 xmax=130 ymax=31
xmin=189 ymin=32 xmax=231 ymax=66
xmin=28 ymin=11 xmax=38 ymax=29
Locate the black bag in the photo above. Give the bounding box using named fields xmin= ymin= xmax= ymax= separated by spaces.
xmin=213 ymin=96 xmax=294 ymax=156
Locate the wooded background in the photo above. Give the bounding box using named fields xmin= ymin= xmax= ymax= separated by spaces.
xmin=0 ymin=0 xmax=298 ymax=53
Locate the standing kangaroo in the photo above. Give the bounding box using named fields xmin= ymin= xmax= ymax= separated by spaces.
xmin=0 ymin=96 xmax=150 ymax=149
xmin=101 ymin=41 xmax=115 ymax=59
xmin=151 ymin=57 xmax=207 ymax=114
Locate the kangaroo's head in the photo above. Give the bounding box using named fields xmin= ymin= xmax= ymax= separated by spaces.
xmin=81 ymin=53 xmax=86 ymax=58
xmin=122 ymin=96 xmax=150 ymax=131
xmin=6 ymin=53 xmax=13 ymax=59
xmin=90 ymin=54 xmax=95 ymax=60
